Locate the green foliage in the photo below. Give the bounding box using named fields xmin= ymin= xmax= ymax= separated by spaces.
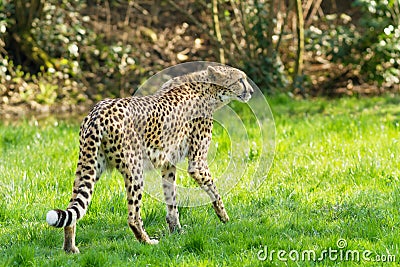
xmin=306 ymin=0 xmax=400 ymax=87
xmin=306 ymin=14 xmax=359 ymax=63
xmin=1 ymin=1 xmax=87 ymax=108
xmin=0 ymin=0 xmax=142 ymax=110
xmin=354 ymin=0 xmax=400 ymax=86
xmin=217 ymin=0 xmax=288 ymax=92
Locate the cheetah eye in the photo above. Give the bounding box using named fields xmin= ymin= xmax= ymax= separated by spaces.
xmin=227 ymin=77 xmax=245 ymax=89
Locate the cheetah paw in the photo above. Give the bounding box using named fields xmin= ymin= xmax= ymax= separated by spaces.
xmin=148 ymin=239 xmax=159 ymax=245
xmin=64 ymin=246 xmax=80 ymax=254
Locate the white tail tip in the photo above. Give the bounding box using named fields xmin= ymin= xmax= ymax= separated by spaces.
xmin=46 ymin=210 xmax=59 ymax=226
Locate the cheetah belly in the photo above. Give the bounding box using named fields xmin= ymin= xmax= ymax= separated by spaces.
xmin=143 ymin=137 xmax=189 ymax=170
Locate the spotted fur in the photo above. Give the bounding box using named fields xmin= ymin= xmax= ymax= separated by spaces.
xmin=46 ymin=65 xmax=253 ymax=253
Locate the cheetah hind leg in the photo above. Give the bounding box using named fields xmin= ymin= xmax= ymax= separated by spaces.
xmin=161 ymin=166 xmax=181 ymax=233
xmin=123 ymin=167 xmax=159 ymax=245
xmin=63 ymin=224 xmax=80 ymax=253
xmin=60 ymin=148 xmax=106 ymax=253
xmin=118 ymin=142 xmax=158 ymax=245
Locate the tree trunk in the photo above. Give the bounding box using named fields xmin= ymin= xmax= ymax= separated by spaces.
xmin=266 ymin=0 xmax=276 ymax=60
xmin=212 ymin=0 xmax=225 ymax=64
xmin=293 ymin=0 xmax=304 ymax=92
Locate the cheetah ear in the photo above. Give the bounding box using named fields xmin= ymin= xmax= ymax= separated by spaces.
xmin=207 ymin=66 xmax=223 ymax=80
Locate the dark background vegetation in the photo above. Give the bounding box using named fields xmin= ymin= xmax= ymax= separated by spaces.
xmin=0 ymin=0 xmax=399 ymax=116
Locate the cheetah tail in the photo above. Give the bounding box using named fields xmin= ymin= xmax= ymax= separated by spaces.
xmin=46 ymin=208 xmax=80 ymax=228
xmin=46 ymin=111 xmax=105 ymax=228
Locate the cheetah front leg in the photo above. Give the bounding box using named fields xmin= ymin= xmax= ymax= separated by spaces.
xmin=161 ymin=165 xmax=181 ymax=232
xmin=188 ymin=160 xmax=230 ymax=223
xmin=188 ymin=118 xmax=229 ymax=223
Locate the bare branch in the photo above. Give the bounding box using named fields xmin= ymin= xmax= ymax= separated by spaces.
xmin=305 ymin=0 xmax=322 ymax=27
xmin=212 ymin=0 xmax=225 ymax=64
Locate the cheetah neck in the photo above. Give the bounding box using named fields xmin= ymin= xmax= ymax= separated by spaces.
xmin=158 ymin=70 xmax=217 ymax=92
xmin=158 ymin=70 xmax=229 ymax=109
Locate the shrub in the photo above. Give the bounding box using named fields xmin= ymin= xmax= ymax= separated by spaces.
xmin=306 ymin=0 xmax=400 ymax=88
xmin=0 ymin=0 xmax=140 ymax=111
xmin=354 ymin=0 xmax=400 ymax=86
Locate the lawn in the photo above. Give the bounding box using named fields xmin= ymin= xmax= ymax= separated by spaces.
xmin=0 ymin=95 xmax=399 ymax=266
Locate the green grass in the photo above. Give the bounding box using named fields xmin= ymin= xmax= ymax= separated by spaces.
xmin=1 ymin=95 xmax=399 ymax=266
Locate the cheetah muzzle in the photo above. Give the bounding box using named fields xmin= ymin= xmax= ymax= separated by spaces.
xmin=46 ymin=65 xmax=253 ymax=253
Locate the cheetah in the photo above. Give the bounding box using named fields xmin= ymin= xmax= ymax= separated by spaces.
xmin=46 ymin=65 xmax=253 ymax=253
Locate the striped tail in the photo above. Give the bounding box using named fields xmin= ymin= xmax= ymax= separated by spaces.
xmin=46 ymin=108 xmax=104 ymax=228
xmin=46 ymin=208 xmax=81 ymax=228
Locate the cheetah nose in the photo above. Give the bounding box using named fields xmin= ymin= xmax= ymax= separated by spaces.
xmin=239 ymin=91 xmax=251 ymax=102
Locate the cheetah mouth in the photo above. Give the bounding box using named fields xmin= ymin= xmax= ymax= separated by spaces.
xmin=239 ymin=92 xmax=251 ymax=102
xmin=238 ymin=79 xmax=252 ymax=102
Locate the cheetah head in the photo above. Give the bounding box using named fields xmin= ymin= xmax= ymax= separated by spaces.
xmin=207 ymin=65 xmax=254 ymax=103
